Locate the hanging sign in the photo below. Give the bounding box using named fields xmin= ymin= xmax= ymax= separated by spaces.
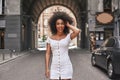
xmin=96 ymin=12 xmax=114 ymax=25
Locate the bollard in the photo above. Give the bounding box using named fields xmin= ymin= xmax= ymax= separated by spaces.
xmin=2 ymin=51 xmax=5 ymax=60
xmin=13 ymin=50 xmax=16 ymax=56
xmin=10 ymin=49 xmax=13 ymax=58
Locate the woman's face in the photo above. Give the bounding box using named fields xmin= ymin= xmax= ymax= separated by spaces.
xmin=56 ymin=19 xmax=65 ymax=33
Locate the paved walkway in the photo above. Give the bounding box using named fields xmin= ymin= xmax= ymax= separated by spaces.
xmin=0 ymin=50 xmax=28 ymax=64
xmin=0 ymin=48 xmax=117 ymax=80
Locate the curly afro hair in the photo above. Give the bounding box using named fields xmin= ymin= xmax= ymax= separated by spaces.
xmin=48 ymin=11 xmax=73 ymax=35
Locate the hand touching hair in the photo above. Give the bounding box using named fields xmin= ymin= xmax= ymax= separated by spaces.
xmin=48 ymin=11 xmax=73 ymax=35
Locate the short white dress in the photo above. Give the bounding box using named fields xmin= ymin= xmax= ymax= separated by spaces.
xmin=46 ymin=33 xmax=73 ymax=79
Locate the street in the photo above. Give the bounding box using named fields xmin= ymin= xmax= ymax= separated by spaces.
xmin=0 ymin=49 xmax=119 ymax=80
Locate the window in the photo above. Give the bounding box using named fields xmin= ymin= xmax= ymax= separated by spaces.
xmin=98 ymin=0 xmax=103 ymax=12
xmin=0 ymin=0 xmax=2 ymax=14
xmin=96 ymin=33 xmax=99 ymax=40
xmin=100 ymin=33 xmax=104 ymax=40
xmin=105 ymin=38 xmax=115 ymax=47
xmin=0 ymin=0 xmax=5 ymax=14
xmin=104 ymin=29 xmax=113 ymax=40
xmin=103 ymin=0 xmax=112 ymax=12
xmin=95 ymin=32 xmax=104 ymax=41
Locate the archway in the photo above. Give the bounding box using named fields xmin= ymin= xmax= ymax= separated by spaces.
xmin=37 ymin=5 xmax=78 ymax=50
xmin=21 ymin=0 xmax=87 ymax=50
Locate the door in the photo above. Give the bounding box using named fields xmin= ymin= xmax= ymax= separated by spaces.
xmin=104 ymin=29 xmax=113 ymax=40
xmin=0 ymin=29 xmax=5 ymax=49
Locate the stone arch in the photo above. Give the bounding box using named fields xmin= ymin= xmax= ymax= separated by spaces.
xmin=30 ymin=0 xmax=82 ymax=26
xmin=22 ymin=0 xmax=87 ymax=49
xmin=35 ymin=4 xmax=78 ymax=24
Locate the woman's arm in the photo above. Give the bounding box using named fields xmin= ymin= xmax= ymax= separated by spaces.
xmin=45 ymin=43 xmax=51 ymax=78
xmin=66 ymin=22 xmax=81 ymax=40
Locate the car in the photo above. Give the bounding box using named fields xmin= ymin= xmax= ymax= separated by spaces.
xmin=38 ymin=39 xmax=46 ymax=48
xmin=91 ymin=36 xmax=120 ymax=79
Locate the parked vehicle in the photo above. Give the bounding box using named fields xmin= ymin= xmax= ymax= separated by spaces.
xmin=38 ymin=39 xmax=46 ymax=48
xmin=91 ymin=36 xmax=120 ymax=79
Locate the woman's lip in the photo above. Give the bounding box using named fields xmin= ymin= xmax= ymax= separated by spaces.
xmin=59 ymin=29 xmax=63 ymax=31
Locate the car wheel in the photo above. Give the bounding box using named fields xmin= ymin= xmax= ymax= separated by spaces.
xmin=107 ymin=61 xmax=115 ymax=79
xmin=91 ymin=55 xmax=96 ymax=66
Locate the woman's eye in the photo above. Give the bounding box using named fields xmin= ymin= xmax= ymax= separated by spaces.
xmin=56 ymin=23 xmax=60 ymax=25
xmin=61 ymin=23 xmax=64 ymax=25
xmin=56 ymin=22 xmax=64 ymax=25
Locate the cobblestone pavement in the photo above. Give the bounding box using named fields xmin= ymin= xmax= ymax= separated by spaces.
xmin=0 ymin=49 xmax=119 ymax=80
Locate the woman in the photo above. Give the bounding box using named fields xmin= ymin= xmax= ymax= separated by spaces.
xmin=45 ymin=12 xmax=81 ymax=80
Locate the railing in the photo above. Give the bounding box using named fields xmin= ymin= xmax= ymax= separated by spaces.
xmin=0 ymin=49 xmax=18 ymax=62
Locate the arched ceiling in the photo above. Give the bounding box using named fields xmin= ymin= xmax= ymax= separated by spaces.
xmin=22 ymin=0 xmax=87 ymax=24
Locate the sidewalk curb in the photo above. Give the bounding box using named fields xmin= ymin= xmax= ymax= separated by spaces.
xmin=0 ymin=52 xmax=29 ymax=65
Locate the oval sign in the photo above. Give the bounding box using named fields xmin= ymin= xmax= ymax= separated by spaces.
xmin=96 ymin=12 xmax=113 ymax=24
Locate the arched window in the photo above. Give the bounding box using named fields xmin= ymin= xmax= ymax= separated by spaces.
xmin=0 ymin=0 xmax=5 ymax=14
xmin=103 ymin=0 xmax=112 ymax=12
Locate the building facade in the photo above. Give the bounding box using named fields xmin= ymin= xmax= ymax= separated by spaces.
xmin=0 ymin=0 xmax=88 ymax=52
xmin=88 ymin=0 xmax=120 ymax=51
xmin=0 ymin=0 xmax=21 ymax=51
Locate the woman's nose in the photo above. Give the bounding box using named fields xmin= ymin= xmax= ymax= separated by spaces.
xmin=59 ymin=24 xmax=63 ymax=27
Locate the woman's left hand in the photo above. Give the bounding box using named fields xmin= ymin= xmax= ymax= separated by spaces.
xmin=66 ymin=22 xmax=71 ymax=27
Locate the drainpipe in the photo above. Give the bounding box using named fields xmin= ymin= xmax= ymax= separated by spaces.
xmin=114 ymin=9 xmax=120 ymax=37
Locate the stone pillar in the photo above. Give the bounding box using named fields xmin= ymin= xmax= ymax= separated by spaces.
xmin=4 ymin=0 xmax=21 ymax=52
xmin=80 ymin=14 xmax=87 ymax=49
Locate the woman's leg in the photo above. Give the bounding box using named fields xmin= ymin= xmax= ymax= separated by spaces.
xmin=61 ymin=79 xmax=71 ymax=80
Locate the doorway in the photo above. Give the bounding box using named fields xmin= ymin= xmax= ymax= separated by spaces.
xmin=0 ymin=29 xmax=5 ymax=49
xmin=104 ymin=28 xmax=113 ymax=40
